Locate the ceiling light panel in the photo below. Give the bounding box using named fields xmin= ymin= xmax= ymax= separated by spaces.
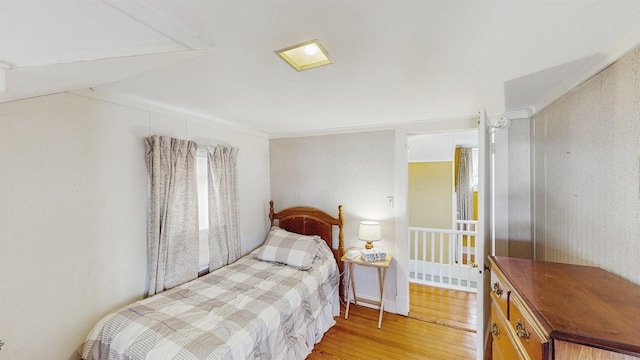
xmin=275 ymin=39 xmax=332 ymax=71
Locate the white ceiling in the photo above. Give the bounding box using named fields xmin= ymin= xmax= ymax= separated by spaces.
xmin=1 ymin=0 xmax=639 ymax=136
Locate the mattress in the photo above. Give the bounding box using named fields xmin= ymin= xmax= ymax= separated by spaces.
xmin=82 ymin=241 xmax=338 ymax=360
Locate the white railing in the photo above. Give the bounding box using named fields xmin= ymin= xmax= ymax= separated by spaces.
xmin=408 ymin=224 xmax=478 ymax=292
xmin=455 ymin=219 xmax=477 ymax=232
xmin=454 ymin=220 xmax=478 ymax=264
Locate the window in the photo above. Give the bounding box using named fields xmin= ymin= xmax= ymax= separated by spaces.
xmin=196 ymin=149 xmax=210 ymax=271
xmin=195 ymin=145 xmax=240 ymax=274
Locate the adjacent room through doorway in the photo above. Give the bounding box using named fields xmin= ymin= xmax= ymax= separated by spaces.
xmin=407 ymin=131 xmax=479 ymax=292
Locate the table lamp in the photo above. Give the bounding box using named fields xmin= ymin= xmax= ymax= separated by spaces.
xmin=358 ymin=221 xmax=381 ymax=249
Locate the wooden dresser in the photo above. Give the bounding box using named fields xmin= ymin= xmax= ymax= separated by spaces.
xmin=489 ymin=256 xmax=640 ymax=360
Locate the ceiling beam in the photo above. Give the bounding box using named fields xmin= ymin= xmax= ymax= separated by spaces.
xmin=100 ymin=0 xmax=214 ymax=50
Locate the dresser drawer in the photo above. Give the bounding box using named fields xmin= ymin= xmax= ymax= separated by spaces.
xmin=489 ymin=256 xmax=640 ymax=360
xmin=491 ymin=303 xmax=524 ymax=360
xmin=509 ymin=296 xmax=549 ymax=360
xmin=490 ymin=267 xmax=510 ymax=316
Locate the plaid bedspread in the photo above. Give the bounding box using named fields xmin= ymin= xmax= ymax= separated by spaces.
xmin=82 ymin=242 xmax=338 ymax=360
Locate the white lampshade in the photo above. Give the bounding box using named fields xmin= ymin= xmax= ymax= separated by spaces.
xmin=358 ymin=221 xmax=381 ymax=249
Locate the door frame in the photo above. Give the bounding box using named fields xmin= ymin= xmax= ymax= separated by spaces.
xmin=476 ymin=110 xmax=494 ymax=360
xmin=393 ymin=117 xmax=479 ymax=317
xmin=394 ymin=114 xmax=494 ymax=360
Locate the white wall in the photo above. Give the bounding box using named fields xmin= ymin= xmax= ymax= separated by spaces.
xmin=0 ymin=93 xmax=271 ymax=360
xmin=532 ymin=45 xmax=640 ymax=284
xmin=408 ymin=131 xmax=478 ymax=163
xmin=270 ymin=131 xmax=398 ymax=310
xmin=408 ymin=133 xmax=455 ymax=162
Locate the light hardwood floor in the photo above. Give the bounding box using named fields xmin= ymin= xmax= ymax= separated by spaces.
xmin=408 ymin=283 xmax=477 ymax=332
xmin=308 ymin=284 xmax=477 ymax=360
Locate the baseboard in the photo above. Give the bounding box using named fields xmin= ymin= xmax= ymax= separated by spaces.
xmin=395 ymin=295 xmax=409 ymax=316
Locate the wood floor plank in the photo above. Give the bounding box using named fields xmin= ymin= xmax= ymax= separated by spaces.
xmin=308 ymin=284 xmax=477 ymax=360
xmin=408 ymin=283 xmax=477 ymax=331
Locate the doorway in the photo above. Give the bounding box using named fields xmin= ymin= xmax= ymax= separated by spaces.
xmin=395 ymin=111 xmax=501 ymax=359
xmin=407 ymin=131 xmax=479 ymax=292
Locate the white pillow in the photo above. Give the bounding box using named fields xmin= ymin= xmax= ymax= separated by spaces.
xmin=255 ymin=227 xmax=320 ymax=270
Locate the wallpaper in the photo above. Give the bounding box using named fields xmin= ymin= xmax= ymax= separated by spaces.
xmin=532 ymin=46 xmax=640 ymax=284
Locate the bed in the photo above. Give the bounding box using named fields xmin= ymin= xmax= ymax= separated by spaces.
xmin=81 ymin=201 xmax=344 ymax=360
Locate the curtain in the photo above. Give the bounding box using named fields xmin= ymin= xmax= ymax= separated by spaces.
xmin=145 ymin=135 xmax=199 ymax=296
xmin=207 ymin=145 xmax=240 ymax=271
xmin=455 ymin=147 xmax=473 ymax=220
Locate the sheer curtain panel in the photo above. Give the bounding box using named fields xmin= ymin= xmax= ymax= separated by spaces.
xmin=456 ymin=147 xmax=473 ymax=220
xmin=145 ymin=135 xmax=199 ymax=296
xmin=207 ymin=145 xmax=240 ymax=271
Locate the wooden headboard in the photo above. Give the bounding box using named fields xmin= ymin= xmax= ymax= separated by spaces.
xmin=269 ymin=201 xmax=345 ymax=299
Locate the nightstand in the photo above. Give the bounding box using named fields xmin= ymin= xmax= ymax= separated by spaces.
xmin=341 ymin=247 xmax=392 ymax=328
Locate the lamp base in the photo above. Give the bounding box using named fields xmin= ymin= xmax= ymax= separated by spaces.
xmin=365 ymin=241 xmax=374 ymax=250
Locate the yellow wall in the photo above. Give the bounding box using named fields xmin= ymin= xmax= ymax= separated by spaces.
xmin=473 ymin=191 xmax=478 ymax=220
xmin=464 ymin=191 xmax=478 ymax=249
xmin=408 ymin=162 xmax=453 ymax=229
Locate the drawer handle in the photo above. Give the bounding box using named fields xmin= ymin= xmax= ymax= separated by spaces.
xmin=515 ymin=320 xmax=530 ymax=342
xmin=490 ymin=322 xmax=500 ymax=338
xmin=492 ymin=282 xmax=503 ymax=297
